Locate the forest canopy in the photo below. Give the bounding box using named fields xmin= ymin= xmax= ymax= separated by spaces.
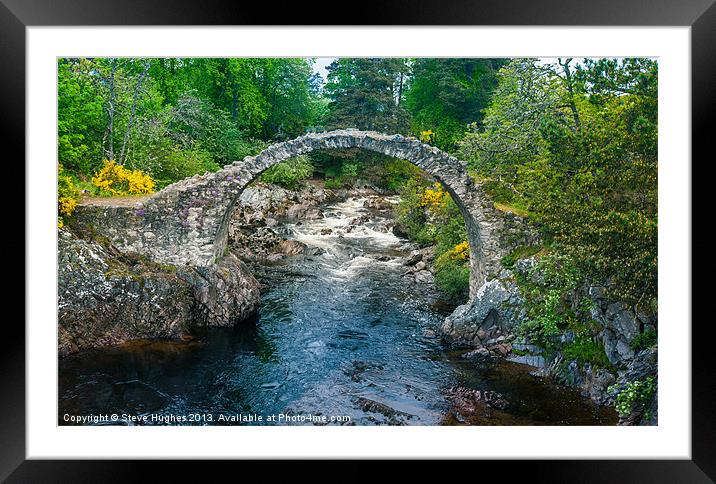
xmin=57 ymin=56 xmax=657 ymax=308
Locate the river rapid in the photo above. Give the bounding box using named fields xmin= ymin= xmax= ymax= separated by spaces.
xmin=59 ymin=194 xmax=617 ymax=426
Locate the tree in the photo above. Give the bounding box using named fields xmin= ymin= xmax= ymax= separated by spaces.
xmin=405 ymin=58 xmax=506 ymax=152
xmin=459 ymin=58 xmax=658 ymax=307
xmin=324 ymin=58 xmax=410 ymax=133
xmin=57 ymin=58 xmax=105 ymax=173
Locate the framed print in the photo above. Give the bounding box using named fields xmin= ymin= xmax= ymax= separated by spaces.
xmin=4 ymin=0 xmax=713 ymax=480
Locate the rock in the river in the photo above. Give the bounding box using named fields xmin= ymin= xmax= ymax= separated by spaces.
xmin=440 ymin=278 xmax=525 ymax=347
xmin=58 ymin=228 xmax=260 ymax=356
xmin=277 ymin=239 xmax=308 ymax=256
xmin=286 ymin=203 xmax=310 ymax=221
xmin=58 ymin=228 xmax=194 ymax=357
xmin=363 ymin=197 xmax=393 ymax=210
xmin=404 ymin=250 xmax=422 ymax=266
xmin=414 ymin=270 xmax=435 ymax=284
xmin=178 ymin=253 xmax=261 ymax=327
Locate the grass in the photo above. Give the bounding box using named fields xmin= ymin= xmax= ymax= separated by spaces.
xmin=500 ymin=244 xmax=546 ymax=269
xmin=562 ymin=337 xmax=614 ymax=372
xmin=631 ymin=328 xmax=657 ymax=351
xmin=493 ymin=201 xmax=530 ymax=218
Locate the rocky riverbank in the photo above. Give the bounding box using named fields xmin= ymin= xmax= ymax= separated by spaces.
xmin=58 ymin=224 xmax=260 ymax=357
xmin=438 ymin=255 xmax=658 ymax=425
xmin=59 ymin=178 xmax=656 ymax=425
xmin=58 ymin=180 xmax=397 ymax=356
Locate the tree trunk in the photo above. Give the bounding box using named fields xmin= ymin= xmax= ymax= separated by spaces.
xmin=559 ymin=58 xmax=581 ymax=131
xmin=119 ymin=61 xmax=150 ymax=165
xmin=104 ymin=60 xmax=118 ymax=161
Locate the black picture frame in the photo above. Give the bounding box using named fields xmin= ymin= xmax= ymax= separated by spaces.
xmin=4 ymin=0 xmax=711 ymax=480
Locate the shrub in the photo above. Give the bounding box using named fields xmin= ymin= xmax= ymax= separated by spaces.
xmin=395 ymin=178 xmax=471 ymax=301
xmin=91 ymin=160 xmax=156 ymax=196
xmin=419 ymin=182 xmax=448 ymax=210
xmin=515 ymin=252 xmax=585 ymax=349
xmin=632 ymin=328 xmax=657 ymax=351
xmin=562 ymin=336 xmax=613 ymax=370
xmin=379 ymin=158 xmax=423 ymax=191
xmin=610 ymin=376 xmax=657 ymax=419
xmin=58 ymin=163 xmax=81 ymax=228
xmin=434 ymin=241 xmax=471 ymax=301
xmin=151 ymin=148 xmax=220 ymax=188
xmin=501 ymin=244 xmax=544 ymax=269
xmin=260 ymin=155 xmax=313 ymax=189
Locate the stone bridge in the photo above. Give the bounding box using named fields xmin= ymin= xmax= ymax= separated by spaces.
xmin=77 ymin=129 xmax=528 ymax=297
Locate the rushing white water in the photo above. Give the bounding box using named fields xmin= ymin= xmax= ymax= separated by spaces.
xmin=58 ymin=193 xmax=617 ymax=426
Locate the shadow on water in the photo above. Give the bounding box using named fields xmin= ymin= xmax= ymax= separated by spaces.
xmin=59 ymin=195 xmax=617 ymax=426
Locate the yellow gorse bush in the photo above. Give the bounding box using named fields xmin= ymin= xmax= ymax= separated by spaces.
xmin=419 ymin=130 xmax=434 ymax=144
xmin=58 ymin=163 xmax=80 ymax=229
xmin=449 ymin=241 xmax=470 ymax=261
xmin=92 ymin=159 xmax=156 ymax=196
xmin=59 ymin=197 xmax=77 ymax=216
xmin=418 ymin=183 xmax=448 ymax=211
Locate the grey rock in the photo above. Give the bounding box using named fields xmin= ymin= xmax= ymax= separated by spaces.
xmin=414 ymin=270 xmax=434 ymax=284
xmin=58 ymin=229 xmax=260 ymax=356
xmin=404 ymin=250 xmax=423 ymax=266
xmin=507 ymin=354 xmax=546 ymax=368
xmin=440 ymin=278 xmax=526 ymax=347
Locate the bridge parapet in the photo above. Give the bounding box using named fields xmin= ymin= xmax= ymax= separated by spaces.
xmin=73 ymin=130 xmax=535 ymax=296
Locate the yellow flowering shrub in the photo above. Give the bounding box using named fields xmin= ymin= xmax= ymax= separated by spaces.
xmin=419 ymin=130 xmax=434 ymax=144
xmin=59 ymin=197 xmax=77 ymax=216
xmin=58 ymin=163 xmax=80 ymax=228
xmin=434 ymin=241 xmax=471 ymax=300
xmin=418 ymin=183 xmax=448 ymax=211
xmin=92 ymin=159 xmax=156 ymax=196
xmin=449 ymin=241 xmax=470 ymax=261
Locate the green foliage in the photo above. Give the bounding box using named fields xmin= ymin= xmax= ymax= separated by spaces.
xmin=459 ymin=58 xmax=658 ymax=308
xmin=395 ymin=179 xmax=471 ymax=301
xmin=405 ymin=58 xmax=506 ymax=152
xmin=57 ymin=59 xmax=107 ymax=173
xmin=501 ymin=245 xmax=544 ymax=269
xmin=515 ymin=252 xmax=586 ymax=349
xmin=260 ymin=155 xmax=314 ymax=189
xmin=324 ymin=58 xmax=410 ymax=133
xmin=57 ymin=57 xmax=317 ymax=192
xmin=610 ymin=376 xmax=657 ymax=419
xmin=434 ymin=242 xmax=471 ymax=301
xmin=152 ymin=148 xmax=220 ymax=189
xmin=562 ymin=336 xmax=613 ymax=370
xmin=631 ymin=328 xmax=658 ymax=351
xmin=57 ymin=164 xmax=81 ymax=227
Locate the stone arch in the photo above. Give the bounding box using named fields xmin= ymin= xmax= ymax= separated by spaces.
xmin=78 ymin=129 xmax=511 ymax=297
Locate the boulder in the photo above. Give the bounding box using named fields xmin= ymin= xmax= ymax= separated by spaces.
xmin=277 ymin=239 xmax=308 ymax=256
xmin=58 ymin=228 xmax=261 ymax=356
xmin=58 ymin=228 xmax=194 ymax=356
xmin=414 ymin=270 xmax=435 ymax=284
xmin=440 ymin=278 xmax=525 ymax=347
xmin=404 ymin=250 xmax=422 ymax=266
xmin=179 ymin=253 xmax=261 ymax=327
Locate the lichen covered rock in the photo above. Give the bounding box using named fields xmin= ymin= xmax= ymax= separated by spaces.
xmin=58 ymin=228 xmax=261 ymax=356
xmin=58 ymin=228 xmax=194 ymax=356
xmin=177 ymin=253 xmax=261 ymax=327
xmin=440 ymin=278 xmax=525 ymax=347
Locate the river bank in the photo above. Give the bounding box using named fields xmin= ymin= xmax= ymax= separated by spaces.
xmin=59 ymin=179 xmax=657 ymax=425
xmin=59 ymin=186 xmax=618 ymax=425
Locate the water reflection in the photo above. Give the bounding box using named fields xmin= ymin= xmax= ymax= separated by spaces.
xmin=59 ymin=196 xmax=616 ymax=426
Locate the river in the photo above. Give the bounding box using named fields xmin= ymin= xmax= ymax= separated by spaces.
xmin=58 ymin=194 xmax=617 ymax=425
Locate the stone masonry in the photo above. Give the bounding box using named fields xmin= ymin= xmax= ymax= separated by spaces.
xmin=74 ymin=129 xmax=535 ymax=298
